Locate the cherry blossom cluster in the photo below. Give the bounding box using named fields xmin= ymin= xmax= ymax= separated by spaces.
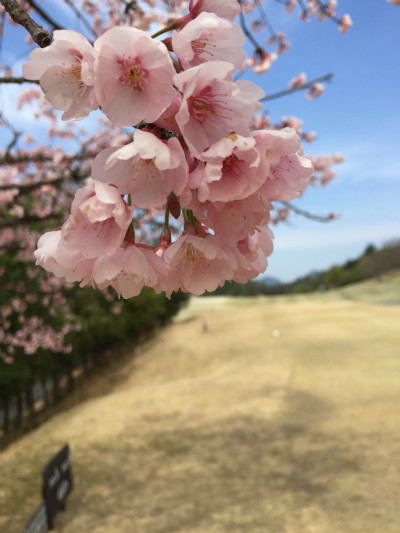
xmin=0 ymin=226 xmax=82 ymax=363
xmin=23 ymin=0 xmax=314 ymax=297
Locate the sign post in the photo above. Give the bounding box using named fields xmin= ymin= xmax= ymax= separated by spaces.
xmin=23 ymin=501 xmax=48 ymax=533
xmin=42 ymin=444 xmax=73 ymax=529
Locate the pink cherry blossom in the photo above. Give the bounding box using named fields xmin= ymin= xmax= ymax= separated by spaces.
xmin=289 ymin=72 xmax=307 ymax=89
xmin=163 ymin=232 xmax=237 ymax=295
xmin=181 ymin=189 xmax=272 ymax=243
xmin=61 ymin=178 xmax=133 ymax=258
xmin=22 ymin=30 xmax=98 ymax=120
xmin=189 ymin=0 xmax=241 ymax=21
xmin=338 ymin=14 xmax=352 ymax=33
xmin=91 ymin=129 xmax=188 ymax=208
xmin=154 ymin=91 xmax=182 ymax=134
xmin=254 ymin=128 xmax=314 ymax=201
xmin=172 ymin=12 xmax=245 ymax=70
xmin=247 ymin=50 xmax=277 ymax=74
xmin=188 ymin=133 xmax=266 ymax=203
xmin=34 ymin=230 xmax=95 ymax=283
xmin=232 ymin=225 xmax=274 ymax=283
xmin=174 ymin=61 xmax=264 ymax=157
xmin=306 ymin=82 xmax=325 ymax=100
xmin=93 ymin=26 xmax=176 ymax=127
xmin=90 ymin=245 xmax=164 ymax=298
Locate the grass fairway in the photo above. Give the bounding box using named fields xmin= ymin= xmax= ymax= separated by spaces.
xmin=1 ymin=277 xmax=400 ymax=532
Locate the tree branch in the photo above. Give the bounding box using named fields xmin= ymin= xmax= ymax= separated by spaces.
xmin=0 ymin=151 xmax=94 ymax=165
xmin=0 ymin=166 xmax=91 ymax=195
xmin=0 ymin=0 xmax=52 ymax=47
xmin=280 ymin=201 xmax=335 ymax=223
xmin=0 ymin=176 xmax=64 ymax=192
xmin=0 ymin=76 xmax=40 ymax=84
xmin=261 ymin=72 xmax=334 ymax=102
xmin=0 ymin=212 xmax=63 ymax=228
xmin=238 ymin=0 xmax=264 ymax=55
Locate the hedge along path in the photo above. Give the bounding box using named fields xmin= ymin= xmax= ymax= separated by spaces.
xmin=1 ymin=291 xmax=400 ymax=533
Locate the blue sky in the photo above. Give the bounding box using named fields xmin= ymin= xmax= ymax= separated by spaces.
xmin=1 ymin=1 xmax=399 ymax=282
xmin=248 ymin=0 xmax=400 ymax=281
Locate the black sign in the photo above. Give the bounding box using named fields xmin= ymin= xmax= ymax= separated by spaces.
xmin=23 ymin=501 xmax=48 ymax=533
xmin=42 ymin=444 xmax=73 ymax=529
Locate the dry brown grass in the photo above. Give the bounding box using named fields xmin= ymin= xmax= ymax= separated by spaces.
xmin=1 ymin=291 xmax=400 ymax=532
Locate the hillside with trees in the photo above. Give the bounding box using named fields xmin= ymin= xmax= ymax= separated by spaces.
xmin=206 ymin=240 xmax=400 ymax=296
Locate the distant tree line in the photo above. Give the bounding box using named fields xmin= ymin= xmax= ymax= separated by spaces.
xmin=205 ymin=240 xmax=400 ymax=297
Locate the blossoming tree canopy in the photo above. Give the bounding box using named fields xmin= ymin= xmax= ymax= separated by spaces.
xmin=19 ymin=3 xmax=316 ymax=297
xmin=1 ymin=0 xmax=358 ymax=299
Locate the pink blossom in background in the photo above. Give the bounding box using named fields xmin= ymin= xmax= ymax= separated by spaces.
xmin=174 ymin=61 xmax=264 ymax=157
xmin=93 ymin=26 xmax=176 ymax=127
xmin=22 ymin=30 xmax=98 ymax=120
xmin=92 ymin=129 xmax=188 ymax=208
xmin=285 ymin=0 xmax=297 ymax=12
xmin=338 ymin=14 xmax=352 ymax=33
xmin=289 ymin=72 xmax=307 ymax=89
xmin=248 ymin=50 xmax=277 ymax=74
xmin=189 ymin=0 xmax=241 ymax=21
xmin=172 ymin=12 xmax=245 ymax=70
xmin=306 ymin=82 xmax=325 ymax=100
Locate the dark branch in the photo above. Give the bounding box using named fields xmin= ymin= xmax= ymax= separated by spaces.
xmin=261 ymin=72 xmax=334 ymax=102
xmin=238 ymin=0 xmax=264 ymax=55
xmin=0 ymin=0 xmax=52 ymax=47
xmin=0 ymin=166 xmax=91 ymax=196
xmin=315 ymin=0 xmax=341 ymax=26
xmin=280 ymin=201 xmax=335 ymax=223
xmin=0 ymin=76 xmax=40 ymax=84
xmin=0 ymin=110 xmax=19 ymax=136
xmin=5 ymin=131 xmax=21 ymax=155
xmin=0 ymin=151 xmax=95 ymax=165
xmin=0 ymin=212 xmax=63 ymax=228
xmin=256 ymin=1 xmax=276 ymax=37
xmin=0 ymin=176 xmax=65 ymax=193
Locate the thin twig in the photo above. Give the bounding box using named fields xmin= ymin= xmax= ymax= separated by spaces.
xmin=315 ymin=0 xmax=341 ymax=26
xmin=0 ymin=0 xmax=52 ymax=47
xmin=5 ymin=131 xmax=21 ymax=155
xmin=0 ymin=110 xmax=19 ymax=136
xmin=238 ymin=0 xmax=264 ymax=54
xmin=261 ymin=72 xmax=333 ymax=102
xmin=0 ymin=151 xmax=94 ymax=165
xmin=280 ymin=201 xmax=334 ymax=223
xmin=25 ymin=0 xmax=63 ymax=30
xmin=63 ymin=0 xmax=98 ymax=37
xmin=256 ymin=1 xmax=276 ymax=37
